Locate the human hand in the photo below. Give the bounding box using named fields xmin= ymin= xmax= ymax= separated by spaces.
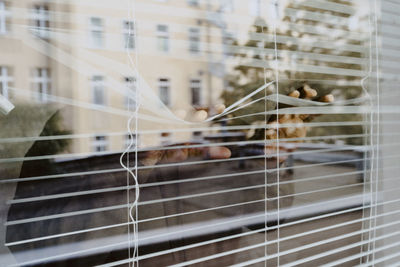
xmin=141 ymin=143 xmax=231 ymax=166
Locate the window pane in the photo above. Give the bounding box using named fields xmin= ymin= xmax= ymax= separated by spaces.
xmin=159 ymin=78 xmax=170 ymax=106
xmin=1 ymin=1 xmax=398 ymax=266
xmin=90 ymin=17 xmax=103 ymax=48
xmin=123 ymin=20 xmax=135 ymax=49
xmin=189 ymin=28 xmax=200 ymax=53
xmin=157 ymin=24 xmax=169 ymax=51
xmin=92 ymin=76 xmax=105 ymax=105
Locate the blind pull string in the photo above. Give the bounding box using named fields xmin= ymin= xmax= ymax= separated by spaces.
xmin=371 ymin=0 xmax=381 ymax=264
xmin=360 ymin=1 xmax=376 ymax=264
xmin=272 ymin=0 xmax=281 ymax=264
xmin=262 ymin=1 xmax=269 ymax=265
xmin=129 ymin=0 xmax=140 ymax=265
xmin=119 ymin=0 xmax=140 ymax=266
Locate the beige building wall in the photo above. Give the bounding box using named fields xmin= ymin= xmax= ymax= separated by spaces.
xmin=1 ymin=0 xmax=271 ymax=154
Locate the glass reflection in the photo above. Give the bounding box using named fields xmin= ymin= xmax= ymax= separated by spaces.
xmin=0 ymin=0 xmax=373 ymax=266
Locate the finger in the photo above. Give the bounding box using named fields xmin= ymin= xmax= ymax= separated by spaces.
xmin=301 ymin=84 xmax=318 ymax=99
xmin=207 ymin=146 xmax=231 ymax=159
xmin=288 ymin=90 xmax=300 ymax=98
xmin=141 ymin=150 xmax=164 ymax=166
xmin=319 ymin=94 xmax=334 ymax=103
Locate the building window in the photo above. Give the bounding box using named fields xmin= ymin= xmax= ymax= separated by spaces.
xmin=190 ymin=79 xmax=201 ymax=106
xmin=124 ymin=76 xmax=137 ymax=109
xmin=160 ymin=132 xmax=171 ymax=145
xmin=223 ymin=37 xmax=235 ymax=57
xmin=93 ymin=135 xmax=108 ymax=152
xmin=0 ymin=67 xmax=12 ymax=99
xmin=187 ymin=0 xmax=199 ymax=6
xmin=189 ymin=28 xmax=200 ymax=54
xmin=31 ymin=4 xmax=50 ymax=39
xmin=158 ymin=78 xmax=170 ymax=106
xmin=0 ymin=1 xmax=10 ymax=35
xmin=89 ymin=17 xmax=104 ymax=48
xmin=192 ymin=131 xmax=202 ymax=142
xmin=156 ymin=24 xmax=169 ymax=52
xmin=32 ymin=68 xmax=51 ymax=103
xmin=125 ymin=134 xmax=138 ymax=149
xmin=123 ymin=20 xmax=135 ymax=50
xmin=91 ymin=75 xmax=105 ymax=105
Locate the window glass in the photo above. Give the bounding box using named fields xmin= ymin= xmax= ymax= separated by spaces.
xmin=187 ymin=0 xmax=199 ymax=7
xmin=91 ymin=75 xmax=105 ymax=105
xmin=125 ymin=134 xmax=138 ymax=149
xmin=32 ymin=68 xmax=50 ymax=102
xmin=188 ymin=27 xmax=200 ymax=54
xmin=0 ymin=1 xmax=9 ymax=34
xmin=123 ymin=20 xmax=135 ymax=50
xmin=90 ymin=17 xmax=104 ymax=48
xmin=0 ymin=1 xmax=397 ymax=266
xmin=190 ymin=79 xmax=201 ymax=106
xmin=156 ymin=24 xmax=169 ymax=52
xmin=0 ymin=66 xmax=11 ymax=99
xmin=31 ymin=4 xmax=50 ymax=38
xmin=158 ymin=77 xmax=170 ymax=106
xmin=93 ymin=135 xmax=108 ymax=152
xmin=124 ymin=76 xmax=136 ymax=108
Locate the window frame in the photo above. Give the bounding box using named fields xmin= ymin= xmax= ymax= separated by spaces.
xmin=124 ymin=76 xmax=137 ymax=109
xmin=32 ymin=67 xmax=51 ymax=103
xmin=124 ymin=133 xmax=139 ymax=149
xmin=30 ymin=4 xmax=50 ymax=39
xmin=187 ymin=0 xmax=199 ymax=7
xmin=123 ymin=20 xmax=135 ymax=50
xmin=89 ymin=17 xmax=104 ymax=49
xmin=91 ymin=75 xmax=106 ymax=106
xmin=190 ymin=78 xmax=202 ymax=106
xmin=92 ymin=135 xmax=108 ymax=152
xmin=158 ymin=77 xmax=171 ymax=106
xmin=0 ymin=1 xmax=10 ymax=35
xmin=0 ymin=66 xmax=12 ymax=99
xmin=156 ymin=24 xmax=169 ymax=52
xmin=188 ymin=27 xmax=201 ymax=54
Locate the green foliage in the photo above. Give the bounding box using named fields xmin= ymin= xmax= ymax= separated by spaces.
xmin=220 ymin=2 xmax=365 ymax=144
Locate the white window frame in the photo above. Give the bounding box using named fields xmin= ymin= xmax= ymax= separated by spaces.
xmin=156 ymin=24 xmax=169 ymax=52
xmin=32 ymin=68 xmax=51 ymax=103
xmin=89 ymin=17 xmax=104 ymax=48
xmin=190 ymin=79 xmax=202 ymax=106
xmin=0 ymin=1 xmax=10 ymax=35
xmin=93 ymin=135 xmax=108 ymax=152
xmin=124 ymin=76 xmax=137 ymax=109
xmin=158 ymin=78 xmax=170 ymax=106
xmin=123 ymin=20 xmax=135 ymax=50
xmin=91 ymin=75 xmax=106 ymax=105
xmin=31 ymin=4 xmax=50 ymax=39
xmin=0 ymin=66 xmax=12 ymax=99
xmin=188 ymin=27 xmax=201 ymax=54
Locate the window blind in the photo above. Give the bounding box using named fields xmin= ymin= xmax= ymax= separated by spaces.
xmin=0 ymin=0 xmax=398 ymax=266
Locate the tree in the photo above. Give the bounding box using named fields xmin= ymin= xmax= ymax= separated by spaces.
xmin=220 ymin=1 xmax=365 ymax=145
